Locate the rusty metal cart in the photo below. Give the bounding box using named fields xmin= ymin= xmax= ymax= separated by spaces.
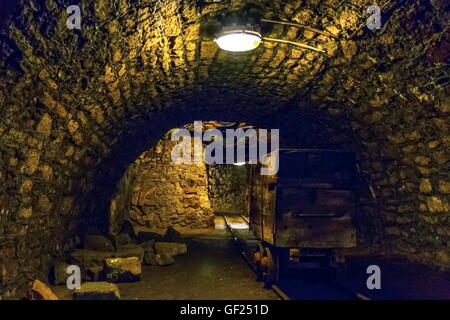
xmin=249 ymin=149 xmax=358 ymax=286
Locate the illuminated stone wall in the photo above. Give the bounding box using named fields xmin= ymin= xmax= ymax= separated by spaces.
xmin=127 ymin=136 xmax=214 ymax=230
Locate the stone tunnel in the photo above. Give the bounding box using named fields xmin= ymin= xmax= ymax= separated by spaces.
xmin=0 ymin=0 xmax=449 ymax=300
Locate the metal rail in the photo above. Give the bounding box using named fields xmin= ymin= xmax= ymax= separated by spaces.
xmin=220 ymin=214 xmax=289 ymax=300
xmin=220 ymin=214 xmax=370 ymax=301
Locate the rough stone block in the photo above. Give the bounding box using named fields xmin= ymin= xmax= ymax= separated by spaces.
xmin=73 ymin=282 xmax=120 ymax=300
xmin=105 ymin=257 xmax=141 ymax=282
xmin=70 ymin=249 xmax=115 ymax=268
xmin=29 ymin=280 xmax=59 ymax=300
xmin=144 ymin=252 xmax=175 ymax=266
xmin=115 ymin=244 xmax=144 ymax=262
xmin=155 ymin=242 xmax=187 ymax=256
xmin=139 ymin=240 xmax=156 ymax=253
xmin=83 ymin=234 xmax=115 ymax=252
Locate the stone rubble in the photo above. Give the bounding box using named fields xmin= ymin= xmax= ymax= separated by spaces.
xmin=29 ymin=280 xmax=59 ymax=300
xmin=105 ymin=257 xmax=142 ymax=283
xmin=154 ymin=242 xmax=188 ymax=257
xmin=43 ymin=229 xmax=188 ymax=298
xmin=115 ymin=244 xmax=145 ymax=262
xmin=73 ymin=282 xmax=120 ymax=300
xmin=83 ymin=235 xmax=115 ymax=252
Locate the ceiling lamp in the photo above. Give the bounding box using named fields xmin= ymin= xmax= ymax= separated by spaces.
xmin=213 ymin=20 xmax=337 ymax=56
xmin=215 ymin=26 xmax=262 ymax=52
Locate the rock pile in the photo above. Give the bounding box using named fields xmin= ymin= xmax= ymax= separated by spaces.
xmin=49 ymin=227 xmax=187 ymax=300
xmin=73 ymin=282 xmax=120 ymax=300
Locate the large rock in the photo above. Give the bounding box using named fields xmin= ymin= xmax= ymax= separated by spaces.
xmin=155 ymin=242 xmax=187 ymax=256
xmin=143 ymin=252 xmax=157 ymax=266
xmin=155 ymin=253 xmax=175 ymax=266
xmin=144 ymin=252 xmax=175 ymax=266
xmin=163 ymin=226 xmax=183 ymax=243
xmin=29 ymin=280 xmax=59 ymax=300
xmin=115 ymin=244 xmax=144 ymax=262
xmin=105 ymin=257 xmax=141 ymax=282
xmin=83 ymin=235 xmax=115 ymax=252
xmin=49 ymin=261 xmax=70 ymax=285
xmin=73 ymin=282 xmax=120 ymax=300
xmin=70 ymin=249 xmax=115 ymax=268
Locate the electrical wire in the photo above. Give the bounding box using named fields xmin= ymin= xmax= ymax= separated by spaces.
xmin=262 ymin=37 xmax=328 ymax=56
xmin=261 ymin=18 xmax=338 ymax=39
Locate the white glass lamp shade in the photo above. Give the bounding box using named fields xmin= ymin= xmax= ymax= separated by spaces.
xmin=215 ymin=30 xmax=262 ymax=52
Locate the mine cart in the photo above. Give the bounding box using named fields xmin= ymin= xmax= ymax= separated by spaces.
xmin=249 ymin=149 xmax=358 ymax=286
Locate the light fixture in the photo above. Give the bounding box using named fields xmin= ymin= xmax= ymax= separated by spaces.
xmin=214 ymin=26 xmax=262 ymax=52
xmin=234 ymin=162 xmax=246 ymax=166
xmin=213 ymin=19 xmax=336 ymax=55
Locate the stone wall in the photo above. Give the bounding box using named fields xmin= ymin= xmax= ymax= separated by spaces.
xmin=208 ymin=165 xmax=249 ymax=215
xmin=127 ymin=135 xmax=214 ymax=230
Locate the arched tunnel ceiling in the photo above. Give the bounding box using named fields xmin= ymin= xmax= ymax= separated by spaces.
xmin=0 ymin=0 xmax=447 ymax=161
xmin=0 ymin=0 xmax=445 ymax=108
xmin=0 ymin=0 xmax=449 ymax=297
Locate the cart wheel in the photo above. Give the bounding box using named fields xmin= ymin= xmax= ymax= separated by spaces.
xmin=255 ymin=243 xmax=265 ymax=282
xmin=253 ymin=243 xmax=264 ymax=264
xmin=263 ymin=247 xmax=279 ymax=289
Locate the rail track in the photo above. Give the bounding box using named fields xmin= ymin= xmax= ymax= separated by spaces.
xmin=220 ymin=214 xmax=370 ymax=301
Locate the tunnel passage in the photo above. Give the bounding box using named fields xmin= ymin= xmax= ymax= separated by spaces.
xmin=110 ymin=122 xmax=253 ymax=234
xmin=108 ymin=121 xmax=290 ymax=235
xmin=0 ymin=0 xmax=449 ymax=298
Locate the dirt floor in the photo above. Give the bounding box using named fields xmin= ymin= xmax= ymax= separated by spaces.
xmin=52 ymin=237 xmax=279 ymax=300
xmin=120 ymin=238 xmax=279 ymax=300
